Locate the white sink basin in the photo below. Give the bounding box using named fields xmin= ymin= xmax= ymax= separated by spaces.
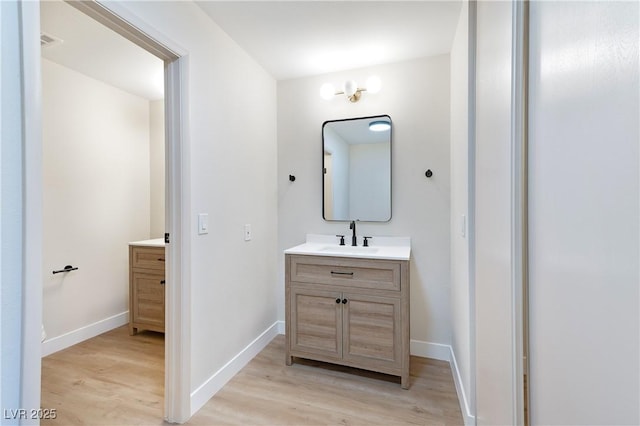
xmin=284 ymin=234 xmax=410 ymax=261
xmin=318 ymin=245 xmax=379 ymax=255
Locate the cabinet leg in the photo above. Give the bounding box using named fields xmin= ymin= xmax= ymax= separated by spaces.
xmin=285 ymin=354 xmax=293 ymax=366
xmin=401 ymin=373 xmax=410 ymax=390
xmin=129 ymin=326 xmax=137 ymax=336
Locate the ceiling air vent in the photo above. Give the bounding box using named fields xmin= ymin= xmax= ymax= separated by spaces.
xmin=40 ymin=32 xmax=63 ymax=48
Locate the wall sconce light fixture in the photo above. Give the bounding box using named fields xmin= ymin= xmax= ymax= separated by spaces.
xmin=320 ymin=76 xmax=382 ymax=103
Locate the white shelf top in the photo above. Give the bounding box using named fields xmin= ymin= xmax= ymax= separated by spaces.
xmin=128 ymin=238 xmax=165 ymax=247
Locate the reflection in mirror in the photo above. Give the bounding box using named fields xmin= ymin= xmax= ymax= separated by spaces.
xmin=323 ymin=115 xmax=391 ymax=222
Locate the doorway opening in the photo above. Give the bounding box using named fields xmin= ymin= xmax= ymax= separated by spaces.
xmin=37 ymin=0 xmax=188 ymax=422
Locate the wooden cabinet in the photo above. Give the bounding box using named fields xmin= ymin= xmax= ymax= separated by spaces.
xmin=285 ymin=254 xmax=410 ymax=388
xmin=129 ymin=245 xmax=165 ymax=334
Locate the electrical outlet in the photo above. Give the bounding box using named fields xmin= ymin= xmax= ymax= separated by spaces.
xmin=244 ymin=224 xmax=252 ymax=241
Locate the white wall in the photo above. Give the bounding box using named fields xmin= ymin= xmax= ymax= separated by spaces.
xmin=149 ymin=99 xmax=165 ymax=238
xmin=449 ymin=1 xmax=473 ymax=423
xmin=115 ymin=1 xmax=279 ymax=409
xmin=41 ymin=58 xmax=151 ymax=343
xmin=278 ymin=56 xmax=451 ymax=351
xmin=528 ymin=2 xmax=639 ymax=424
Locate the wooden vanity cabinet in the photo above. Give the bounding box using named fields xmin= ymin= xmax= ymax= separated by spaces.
xmin=129 ymin=245 xmax=165 ymax=334
xmin=285 ymin=254 xmax=410 ymax=388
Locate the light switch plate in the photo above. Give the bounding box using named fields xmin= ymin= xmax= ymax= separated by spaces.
xmin=198 ymin=213 xmax=209 ymax=235
xmin=244 ymin=224 xmax=252 ymax=241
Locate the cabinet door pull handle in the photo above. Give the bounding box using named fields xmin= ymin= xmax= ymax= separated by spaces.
xmin=342 ymin=298 xmax=348 ymax=304
xmin=330 ymin=271 xmax=354 ymax=276
xmin=335 ymin=298 xmax=341 ymax=304
xmin=160 ymin=280 xmax=166 ymax=285
xmin=158 ymin=258 xmax=165 ymax=262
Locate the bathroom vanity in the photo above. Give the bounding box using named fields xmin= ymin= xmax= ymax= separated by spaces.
xmin=129 ymin=239 xmax=165 ymax=335
xmin=284 ymin=235 xmax=410 ymax=388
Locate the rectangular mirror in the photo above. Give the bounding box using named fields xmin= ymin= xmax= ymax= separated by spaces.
xmin=322 ymin=115 xmax=391 ymax=222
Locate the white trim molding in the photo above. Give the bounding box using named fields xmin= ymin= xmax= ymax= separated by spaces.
xmin=409 ymin=339 xmax=451 ymax=361
xmin=18 ymin=0 xmax=44 ymax=418
xmin=41 ymin=312 xmax=128 ymax=357
xmin=450 ymin=346 xmax=476 ymax=426
xmin=190 ymin=321 xmax=281 ymax=416
xmin=411 ymin=339 xmax=475 ymax=425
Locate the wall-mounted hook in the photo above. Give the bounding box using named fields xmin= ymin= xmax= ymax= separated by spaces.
xmin=425 ymin=169 xmax=433 ymax=178
xmin=289 ymin=175 xmax=296 ymax=182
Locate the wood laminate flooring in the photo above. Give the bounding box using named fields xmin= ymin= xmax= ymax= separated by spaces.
xmin=41 ymin=327 xmax=165 ymax=425
xmin=41 ymin=326 xmax=463 ymax=425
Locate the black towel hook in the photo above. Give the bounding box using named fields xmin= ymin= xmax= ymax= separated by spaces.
xmin=53 ymin=265 xmax=78 ymax=275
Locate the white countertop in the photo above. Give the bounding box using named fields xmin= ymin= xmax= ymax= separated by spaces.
xmin=129 ymin=238 xmax=165 ymax=247
xmin=284 ymin=234 xmax=410 ymax=261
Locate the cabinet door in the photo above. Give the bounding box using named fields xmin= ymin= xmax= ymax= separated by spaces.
xmin=131 ymin=271 xmax=165 ymax=330
xmin=342 ymin=293 xmax=401 ymax=368
xmin=290 ymin=286 xmax=342 ymax=359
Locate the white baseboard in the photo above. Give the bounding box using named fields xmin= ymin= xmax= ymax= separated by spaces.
xmin=410 ymin=339 xmax=451 ymax=361
xmin=411 ymin=339 xmax=475 ymax=424
xmin=449 ymin=346 xmax=476 ymax=425
xmin=41 ymin=311 xmax=129 ymax=357
xmin=190 ymin=321 xmax=280 ymax=416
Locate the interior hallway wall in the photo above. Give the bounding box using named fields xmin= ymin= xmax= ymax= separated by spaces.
xmin=277 ymin=56 xmax=452 ymax=353
xmin=42 ymin=58 xmax=151 ymax=345
xmin=114 ymin=2 xmax=279 ymax=410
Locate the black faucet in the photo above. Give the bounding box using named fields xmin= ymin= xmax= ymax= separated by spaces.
xmin=349 ymin=221 xmax=357 ymax=246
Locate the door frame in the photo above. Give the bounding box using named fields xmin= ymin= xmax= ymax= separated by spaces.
xmin=22 ymin=0 xmax=191 ymax=422
xmin=472 ymin=0 xmax=528 ymax=424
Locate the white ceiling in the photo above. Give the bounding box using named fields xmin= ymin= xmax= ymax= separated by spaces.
xmin=197 ymin=1 xmax=463 ymax=80
xmin=39 ymin=1 xmax=462 ymax=101
xmin=40 ymin=0 xmax=165 ymax=101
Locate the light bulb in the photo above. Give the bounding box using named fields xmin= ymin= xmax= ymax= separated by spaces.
xmin=366 ymin=76 xmax=382 ymax=94
xmin=320 ymin=83 xmax=335 ymax=100
xmin=343 ymin=80 xmax=358 ymax=97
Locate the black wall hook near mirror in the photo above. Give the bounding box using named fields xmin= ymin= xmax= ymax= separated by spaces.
xmin=52 ymin=265 xmax=78 ymax=275
xmin=425 ymin=169 xmax=433 ymax=178
xmin=289 ymin=175 xmax=296 ymax=182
